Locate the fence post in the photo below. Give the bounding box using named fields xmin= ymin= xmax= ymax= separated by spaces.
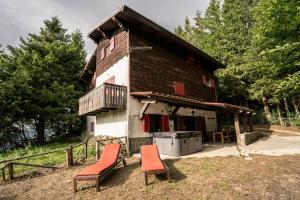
xmin=8 ymin=163 xmax=13 ymax=180
xmin=2 ymin=168 xmax=5 ymax=181
xmin=66 ymin=145 xmax=74 ymax=167
xmin=95 ymin=141 xmax=99 ymax=161
xmin=85 ymin=139 xmax=88 ymax=159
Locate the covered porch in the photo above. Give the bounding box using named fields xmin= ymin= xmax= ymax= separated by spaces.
xmin=131 ymin=91 xmax=255 ymax=145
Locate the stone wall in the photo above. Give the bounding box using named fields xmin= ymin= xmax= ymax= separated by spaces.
xmin=129 ymin=137 xmax=153 ymax=153
xmin=240 ymin=132 xmax=263 ymax=146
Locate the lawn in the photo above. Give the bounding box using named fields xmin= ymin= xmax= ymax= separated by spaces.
xmin=0 ymin=155 xmax=299 ymax=200
xmin=0 ymin=141 xmax=96 ymax=178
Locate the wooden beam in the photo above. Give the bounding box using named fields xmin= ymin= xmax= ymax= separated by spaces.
xmin=139 ymin=100 xmax=157 ymax=119
xmin=172 ymin=106 xmax=180 ymax=116
xmin=97 ymin=28 xmax=108 ymax=39
xmin=234 ymin=113 xmax=241 ymax=145
xmin=139 ymin=102 xmax=150 ymax=120
xmin=112 ymin=17 xmax=124 ymax=29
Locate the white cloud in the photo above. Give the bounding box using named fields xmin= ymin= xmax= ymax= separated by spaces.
xmin=0 ymin=0 xmax=209 ymax=57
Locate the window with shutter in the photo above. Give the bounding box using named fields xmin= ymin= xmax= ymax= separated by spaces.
xmin=174 ymin=82 xmax=185 ymax=96
xmin=110 ymin=37 xmax=115 ymax=51
xmin=161 ymin=115 xmax=169 ymax=131
xmin=141 ymin=114 xmax=151 ymax=132
xmin=100 ymin=49 xmax=105 ymax=60
xmin=90 ymin=122 xmax=95 ymax=132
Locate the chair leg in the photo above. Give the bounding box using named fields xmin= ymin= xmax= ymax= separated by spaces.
xmin=167 ymin=170 xmax=171 ymax=182
xmin=144 ymin=172 xmax=148 ymax=186
xmin=123 ymin=159 xmax=126 ymax=166
xmin=96 ymin=177 xmax=100 ymax=192
xmin=73 ymin=178 xmax=77 ymax=193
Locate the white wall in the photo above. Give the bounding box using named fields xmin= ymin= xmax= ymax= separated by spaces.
xmin=96 ymin=56 xmax=129 ymax=87
xmin=93 ymin=56 xmax=129 ymax=138
xmin=128 ymin=97 xmax=217 ymax=138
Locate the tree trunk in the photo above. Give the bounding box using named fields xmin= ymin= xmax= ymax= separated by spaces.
xmin=275 ymin=101 xmax=284 ymax=127
xmin=35 ymin=117 xmax=45 ymax=144
xmin=292 ymin=98 xmax=300 ymax=118
xmin=283 ymin=98 xmax=289 ymax=115
xmin=262 ymin=96 xmax=272 ymax=119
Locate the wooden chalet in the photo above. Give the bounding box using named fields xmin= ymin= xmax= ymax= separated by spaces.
xmin=79 ymin=5 xmax=254 ymax=153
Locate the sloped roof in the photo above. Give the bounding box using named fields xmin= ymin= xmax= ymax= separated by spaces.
xmin=131 ymin=91 xmax=254 ymax=113
xmin=81 ymin=5 xmax=225 ymax=80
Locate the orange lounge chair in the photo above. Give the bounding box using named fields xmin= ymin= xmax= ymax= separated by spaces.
xmin=141 ymin=144 xmax=170 ymax=185
xmin=73 ymin=143 xmax=125 ymax=192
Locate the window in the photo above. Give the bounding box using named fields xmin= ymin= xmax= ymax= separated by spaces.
xmin=100 ymin=36 xmax=115 ymax=60
xmin=90 ymin=122 xmax=95 ymax=133
xmin=141 ymin=114 xmax=169 ymax=132
xmin=105 ymin=76 xmax=115 ymax=84
xmin=202 ymin=75 xmax=215 ymax=88
xmin=174 ymin=82 xmax=185 ymax=96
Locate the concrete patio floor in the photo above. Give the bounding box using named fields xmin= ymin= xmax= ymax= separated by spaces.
xmin=134 ymin=134 xmax=300 ymax=159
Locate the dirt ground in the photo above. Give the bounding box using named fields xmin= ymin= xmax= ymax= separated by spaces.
xmin=1 ymin=155 xmax=300 ymax=200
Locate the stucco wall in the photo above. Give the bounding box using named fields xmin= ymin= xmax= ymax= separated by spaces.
xmin=128 ymin=97 xmax=217 ymax=138
xmin=93 ymin=56 xmax=129 ymax=138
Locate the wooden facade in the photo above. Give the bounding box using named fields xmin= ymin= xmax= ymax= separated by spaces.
xmin=129 ymin=32 xmax=217 ymax=102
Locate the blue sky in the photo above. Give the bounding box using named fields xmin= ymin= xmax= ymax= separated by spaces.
xmin=0 ymin=0 xmax=209 ymax=58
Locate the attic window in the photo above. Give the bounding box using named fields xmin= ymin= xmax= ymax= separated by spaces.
xmin=202 ymin=75 xmax=215 ymax=88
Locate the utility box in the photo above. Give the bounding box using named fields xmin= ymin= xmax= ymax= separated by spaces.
xmin=153 ymin=131 xmax=202 ymax=157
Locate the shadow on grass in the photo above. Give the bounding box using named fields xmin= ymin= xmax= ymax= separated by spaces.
xmin=78 ymin=160 xmax=140 ymax=191
xmin=163 ymin=159 xmax=186 ymax=182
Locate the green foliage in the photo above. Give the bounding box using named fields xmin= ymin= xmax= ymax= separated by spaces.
xmin=0 ymin=17 xmax=86 ymax=146
xmin=175 ymin=0 xmax=300 ymax=124
xmin=175 ymin=0 xmax=256 ymax=104
xmin=0 ymin=141 xmax=95 ymax=178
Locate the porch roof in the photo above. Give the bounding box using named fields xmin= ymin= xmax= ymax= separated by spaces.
xmin=130 ymin=91 xmax=254 ymax=114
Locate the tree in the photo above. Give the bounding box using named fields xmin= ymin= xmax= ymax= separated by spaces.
xmin=247 ymin=0 xmax=300 ymax=120
xmin=0 ymin=17 xmax=86 ymax=145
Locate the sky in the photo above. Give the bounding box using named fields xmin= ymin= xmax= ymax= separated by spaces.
xmin=0 ymin=0 xmax=209 ymax=58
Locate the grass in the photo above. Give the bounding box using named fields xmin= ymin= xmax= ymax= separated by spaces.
xmin=1 ymin=155 xmax=300 ymax=199
xmin=0 ymin=140 xmax=96 ymax=178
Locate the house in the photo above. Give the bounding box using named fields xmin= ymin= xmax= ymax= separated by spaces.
xmin=79 ymin=5 xmax=254 ymax=153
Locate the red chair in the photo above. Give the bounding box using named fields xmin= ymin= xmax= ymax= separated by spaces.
xmin=141 ymin=144 xmax=170 ymax=185
xmin=73 ymin=143 xmax=125 ymax=192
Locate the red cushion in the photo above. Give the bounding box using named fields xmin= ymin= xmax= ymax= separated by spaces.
xmin=77 ymin=143 xmax=121 ymax=176
xmin=141 ymin=145 xmax=165 ymax=171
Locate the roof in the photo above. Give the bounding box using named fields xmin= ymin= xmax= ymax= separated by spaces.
xmin=81 ymin=5 xmax=225 ymax=80
xmin=130 ymin=91 xmax=254 ymax=114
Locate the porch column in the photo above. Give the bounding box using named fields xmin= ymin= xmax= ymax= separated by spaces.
xmin=242 ymin=113 xmax=248 ymax=132
xmin=248 ymin=114 xmax=254 ymax=132
xmin=234 ymin=113 xmax=241 ymax=145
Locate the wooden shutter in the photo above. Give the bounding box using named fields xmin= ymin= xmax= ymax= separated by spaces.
xmin=110 ymin=37 xmax=115 ymax=51
xmin=141 ymin=114 xmax=151 ymax=132
xmin=100 ymin=49 xmax=105 ymax=60
xmin=174 ymin=82 xmax=185 ymax=96
xmin=161 ymin=115 xmax=169 ymax=131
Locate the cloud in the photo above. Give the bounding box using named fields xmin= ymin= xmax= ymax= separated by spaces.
xmin=0 ymin=0 xmax=209 ymax=58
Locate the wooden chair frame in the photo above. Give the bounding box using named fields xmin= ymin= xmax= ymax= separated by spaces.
xmin=143 ymin=162 xmax=171 ymax=186
xmin=73 ymin=158 xmax=126 ymax=192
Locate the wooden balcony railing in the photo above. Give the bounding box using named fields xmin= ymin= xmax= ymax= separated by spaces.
xmin=79 ymin=83 xmax=127 ymax=116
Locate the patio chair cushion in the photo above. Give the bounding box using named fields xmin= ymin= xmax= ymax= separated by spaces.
xmin=77 ymin=143 xmax=121 ymax=176
xmin=141 ymin=145 xmax=165 ymax=172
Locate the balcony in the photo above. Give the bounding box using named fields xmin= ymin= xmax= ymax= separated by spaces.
xmin=79 ymin=83 xmax=127 ymax=116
